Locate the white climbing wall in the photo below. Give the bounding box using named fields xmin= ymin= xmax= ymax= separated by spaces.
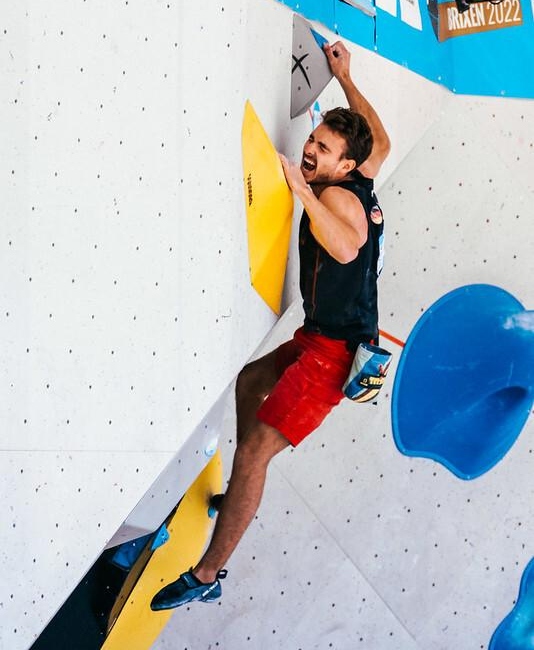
xmin=1 ymin=1 xmax=287 ymax=646
xmin=1 ymin=1 xmax=532 ymax=650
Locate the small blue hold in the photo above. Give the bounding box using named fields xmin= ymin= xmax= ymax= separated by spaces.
xmin=310 ymin=28 xmax=329 ymax=50
xmin=204 ymin=437 xmax=218 ymax=458
xmin=151 ymin=523 xmax=170 ymax=551
xmin=208 ymin=504 xmax=218 ymax=520
xmin=490 ymin=558 xmax=534 ymax=650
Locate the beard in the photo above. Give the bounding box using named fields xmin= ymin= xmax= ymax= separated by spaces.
xmin=300 ymin=160 xmax=332 ymax=185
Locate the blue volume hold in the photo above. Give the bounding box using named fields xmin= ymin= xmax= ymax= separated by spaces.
xmin=490 ymin=558 xmax=534 ymax=649
xmin=391 ymin=284 xmax=534 ymax=480
xmin=110 ymin=523 xmax=170 ymax=570
xmin=111 ymin=533 xmax=152 ymax=570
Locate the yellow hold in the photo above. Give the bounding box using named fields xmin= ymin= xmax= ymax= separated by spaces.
xmin=242 ymin=101 xmax=294 ymax=314
xmin=102 ymin=452 xmax=222 ymax=650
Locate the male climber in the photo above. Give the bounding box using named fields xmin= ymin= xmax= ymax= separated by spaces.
xmin=151 ymin=40 xmax=390 ymax=610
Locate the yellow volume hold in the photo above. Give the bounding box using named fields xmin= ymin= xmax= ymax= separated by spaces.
xmin=242 ymin=101 xmax=294 ymax=315
xmin=102 ymin=451 xmax=222 ymax=650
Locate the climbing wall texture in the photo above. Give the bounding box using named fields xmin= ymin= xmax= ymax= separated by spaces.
xmin=2 ymin=0 xmax=531 ymax=649
xmin=1 ymin=1 xmax=289 ymax=646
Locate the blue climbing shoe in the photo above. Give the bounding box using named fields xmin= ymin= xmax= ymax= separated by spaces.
xmin=150 ymin=568 xmax=228 ymax=610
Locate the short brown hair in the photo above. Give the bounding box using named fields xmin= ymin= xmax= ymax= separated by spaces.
xmin=322 ymin=107 xmax=373 ymax=168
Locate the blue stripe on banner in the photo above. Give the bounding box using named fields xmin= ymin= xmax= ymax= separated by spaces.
xmin=276 ymin=0 xmax=534 ymax=98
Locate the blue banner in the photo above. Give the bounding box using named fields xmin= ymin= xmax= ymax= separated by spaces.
xmin=277 ymin=0 xmax=534 ymax=98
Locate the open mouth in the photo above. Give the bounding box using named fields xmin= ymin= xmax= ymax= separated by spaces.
xmin=301 ymin=155 xmax=316 ymax=173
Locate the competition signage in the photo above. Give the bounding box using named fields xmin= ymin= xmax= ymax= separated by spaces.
xmin=276 ymin=0 xmax=534 ymax=98
xmin=434 ymin=0 xmax=524 ymax=41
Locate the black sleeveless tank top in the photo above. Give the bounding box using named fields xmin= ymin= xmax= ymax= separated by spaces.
xmin=299 ymin=171 xmax=384 ymax=351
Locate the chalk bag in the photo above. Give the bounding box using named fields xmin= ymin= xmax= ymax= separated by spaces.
xmin=343 ymin=342 xmax=392 ymax=403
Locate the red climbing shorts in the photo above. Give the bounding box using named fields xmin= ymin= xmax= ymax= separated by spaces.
xmin=256 ymin=327 xmax=354 ymax=446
